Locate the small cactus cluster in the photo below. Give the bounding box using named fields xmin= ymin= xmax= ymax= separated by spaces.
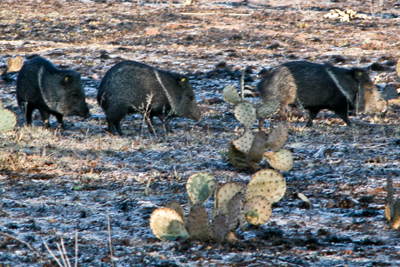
xmin=149 ymin=169 xmax=286 ymax=242
xmin=222 ymin=84 xmax=293 ymax=171
xmin=0 ymin=101 xmax=17 ymax=133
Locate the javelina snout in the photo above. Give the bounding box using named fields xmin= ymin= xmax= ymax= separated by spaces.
xmin=174 ymin=80 xmax=202 ymax=122
xmin=97 ymin=60 xmax=202 ymax=135
xmin=57 ymin=72 xmax=90 ymax=118
xmin=257 ymin=61 xmax=386 ymax=127
xmin=16 ymin=57 xmax=90 ymax=128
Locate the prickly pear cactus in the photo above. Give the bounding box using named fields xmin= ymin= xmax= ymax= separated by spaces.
xmin=246 ymin=169 xmax=286 ymax=203
xmin=0 ymin=106 xmax=17 ymax=133
xmin=6 ymin=56 xmax=23 ymax=73
xmin=234 ymin=101 xmax=257 ymax=129
xmin=266 ymin=123 xmax=289 ymax=152
xmin=227 ymin=191 xmax=245 ymax=232
xmin=232 ymin=130 xmax=254 ymax=155
xmin=166 ymin=200 xmax=187 ymax=225
xmin=227 ymin=142 xmax=251 ymax=170
xmin=243 ymin=196 xmax=272 ymax=225
xmin=212 ymin=214 xmax=228 ymax=243
xmin=217 ymin=182 xmax=245 ymax=215
xmin=264 ymin=149 xmax=293 ymax=172
xmin=229 ymin=130 xmax=272 ymax=170
xmin=186 ymin=172 xmax=215 ymax=205
xmin=246 ymin=131 xmax=269 ymax=168
xmin=222 ymin=84 xmax=241 ymax=105
xmin=149 ymin=208 xmax=189 ymax=241
xmin=187 ymin=204 xmax=211 ymax=241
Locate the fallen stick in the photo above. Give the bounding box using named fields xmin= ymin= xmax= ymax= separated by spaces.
xmin=0 ymin=231 xmax=55 ymax=266
xmin=181 ymin=12 xmax=252 ymax=16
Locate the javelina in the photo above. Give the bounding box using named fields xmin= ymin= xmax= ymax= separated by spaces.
xmin=97 ymin=60 xmax=202 ymax=135
xmin=16 ymin=57 xmax=90 ymax=128
xmin=257 ymin=61 xmax=387 ymax=126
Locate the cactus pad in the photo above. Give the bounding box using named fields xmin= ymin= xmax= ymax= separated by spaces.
xmin=246 ymin=131 xmax=269 ymax=167
xmin=186 ymin=172 xmax=215 ymax=205
xmin=246 ymin=169 xmax=286 ymax=203
xmin=227 ymin=142 xmax=251 ymax=170
xmin=212 ymin=214 xmax=228 ymax=243
xmin=264 ymin=149 xmax=293 ymax=172
xmin=243 ymin=196 xmax=272 ymax=225
xmin=222 ymin=84 xmax=241 ymax=105
xmin=187 ymin=204 xmax=211 ymax=241
xmin=149 ymin=208 xmax=189 ymax=241
xmin=257 ymin=98 xmax=281 ymax=119
xmin=217 ymin=182 xmax=245 ymax=215
xmin=266 ymin=123 xmax=289 ymax=152
xmin=0 ymin=108 xmax=17 ymax=133
xmin=166 ymin=200 xmax=187 ymax=225
xmin=6 ymin=56 xmax=23 ymax=73
xmin=232 ymin=130 xmax=254 ymax=154
xmin=234 ymin=101 xmax=257 ymax=129
xmin=227 ymin=191 xmax=244 ymax=231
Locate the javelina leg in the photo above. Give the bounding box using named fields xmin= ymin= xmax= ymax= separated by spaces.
xmin=55 ymin=114 xmax=65 ymax=129
xmin=114 ymin=121 xmax=123 ymax=135
xmin=24 ymin=103 xmax=35 ymax=125
xmin=162 ymin=117 xmax=173 ymax=133
xmin=334 ymin=108 xmax=351 ymax=126
xmin=306 ymin=109 xmax=320 ymax=127
xmin=107 ymin=120 xmax=123 ymax=135
xmin=105 ymin=107 xmax=125 ymax=135
xmin=39 ymin=109 xmax=51 ymax=128
xmin=257 ymin=117 xmax=264 ymax=131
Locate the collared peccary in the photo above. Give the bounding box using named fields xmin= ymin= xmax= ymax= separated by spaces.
xmin=257 ymin=61 xmax=387 ymax=126
xmin=16 ymin=57 xmax=90 ymax=128
xmin=97 ymin=60 xmax=202 ymax=135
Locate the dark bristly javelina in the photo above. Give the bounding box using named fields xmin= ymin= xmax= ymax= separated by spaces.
xmin=257 ymin=61 xmax=387 ymax=127
xmin=16 ymin=57 xmax=90 ymax=128
xmin=97 ymin=60 xmax=202 ymax=135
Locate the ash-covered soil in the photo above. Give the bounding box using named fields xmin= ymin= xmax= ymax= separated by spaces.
xmin=1 ymin=0 xmax=400 ymax=266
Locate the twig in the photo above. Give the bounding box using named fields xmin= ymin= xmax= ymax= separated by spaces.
xmin=107 ymin=199 xmax=115 ymax=267
xmin=61 ymin=238 xmax=72 ymax=267
xmin=0 ymin=231 xmax=53 ymax=266
xmin=75 ymin=231 xmax=79 ymax=267
xmin=56 ymin=242 xmax=68 ymax=267
xmin=240 ymin=71 xmax=245 ymax=101
xmin=145 ymin=177 xmax=152 ymax=196
xmin=181 ymin=12 xmax=252 ymax=16
xmin=44 ymin=241 xmax=64 ymax=267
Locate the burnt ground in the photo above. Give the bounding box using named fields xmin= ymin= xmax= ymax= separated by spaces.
xmin=1 ymin=0 xmax=400 ymax=266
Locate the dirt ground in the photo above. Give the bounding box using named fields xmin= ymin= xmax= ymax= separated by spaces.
xmin=1 ymin=0 xmax=400 ymax=266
